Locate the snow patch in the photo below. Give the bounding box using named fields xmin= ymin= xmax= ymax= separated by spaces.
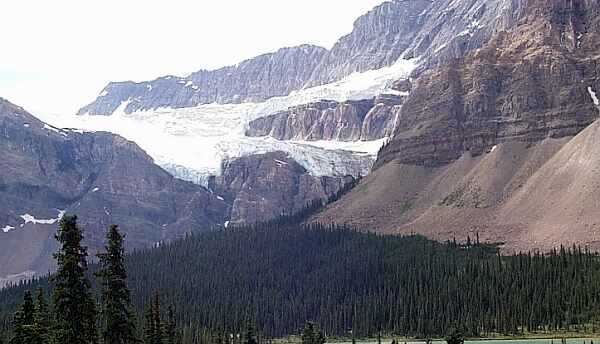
xmin=23 ymin=123 xmax=30 ymax=128
xmin=43 ymin=124 xmax=67 ymax=137
xmin=2 ymin=225 xmax=15 ymax=233
xmin=91 ymin=187 xmax=100 ymax=193
xmin=20 ymin=209 xmax=65 ymax=226
xmin=274 ymin=159 xmax=289 ymax=166
xmin=185 ymin=81 xmax=194 ymax=88
xmin=99 ymin=89 xmax=109 ymax=97
xmin=216 ymin=196 xmax=224 ymax=201
xmin=224 ymin=221 xmax=230 ymax=228
xmin=588 ymin=86 xmax=599 ymax=106
xmin=490 ymin=145 xmax=497 ymax=153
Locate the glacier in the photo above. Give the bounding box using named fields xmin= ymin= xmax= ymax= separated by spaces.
xmin=39 ymin=58 xmax=417 ymax=186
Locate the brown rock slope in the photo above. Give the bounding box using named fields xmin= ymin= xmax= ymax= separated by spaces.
xmin=314 ymin=0 xmax=600 ymax=252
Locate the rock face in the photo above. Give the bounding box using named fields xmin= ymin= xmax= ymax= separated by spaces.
xmin=246 ymin=95 xmax=405 ymax=142
xmin=209 ymin=152 xmax=354 ymax=225
xmin=376 ymin=0 xmax=600 ymax=168
xmin=78 ymin=0 xmax=530 ymax=117
xmin=305 ymin=0 xmax=431 ymax=86
xmin=307 ymin=0 xmax=530 ymax=86
xmin=0 ymin=98 xmax=228 ymax=283
xmin=315 ymin=0 xmax=600 ymax=252
xmin=77 ymin=45 xmax=327 ymax=115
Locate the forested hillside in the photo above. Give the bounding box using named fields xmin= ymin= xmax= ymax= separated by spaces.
xmin=1 ymin=218 xmax=600 ymax=342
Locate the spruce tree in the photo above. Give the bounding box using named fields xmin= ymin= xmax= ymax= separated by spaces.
xmin=33 ymin=289 xmax=50 ymax=344
xmin=96 ymin=225 xmax=137 ymax=344
xmin=165 ymin=305 xmax=177 ymax=344
xmin=244 ymin=323 xmax=257 ymax=344
xmin=51 ymin=215 xmax=98 ymax=344
xmin=143 ymin=304 xmax=155 ymax=344
xmin=152 ymin=294 xmax=163 ymax=344
xmin=301 ymin=322 xmax=324 ymax=344
xmin=10 ymin=291 xmax=36 ymax=344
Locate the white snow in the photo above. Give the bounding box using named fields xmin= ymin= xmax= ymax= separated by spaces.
xmin=274 ymin=159 xmax=289 ymax=166
xmin=91 ymin=187 xmax=100 ymax=192
xmin=146 ymin=84 xmax=153 ymax=92
xmin=38 ymin=58 xmax=418 ymax=186
xmin=185 ymin=81 xmax=194 ymax=88
xmin=20 ymin=209 xmax=65 ymax=226
xmin=99 ymin=90 xmax=109 ymax=97
xmin=23 ymin=123 xmax=30 ymax=128
xmin=43 ymin=124 xmax=67 ymax=137
xmin=490 ymin=145 xmax=497 ymax=153
xmin=588 ymin=86 xmax=599 ymax=106
xmin=216 ymin=196 xmax=224 ymax=201
xmin=224 ymin=221 xmax=230 ymax=228
xmin=2 ymin=225 xmax=15 ymax=233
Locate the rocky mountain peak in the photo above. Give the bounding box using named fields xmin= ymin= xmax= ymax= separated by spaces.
xmin=78 ymin=44 xmax=328 ymax=116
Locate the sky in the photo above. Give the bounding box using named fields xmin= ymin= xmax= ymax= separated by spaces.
xmin=0 ymin=0 xmax=386 ymax=116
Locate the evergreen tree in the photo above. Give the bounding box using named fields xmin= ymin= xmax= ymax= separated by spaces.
xmin=33 ymin=289 xmax=50 ymax=344
xmin=96 ymin=225 xmax=137 ymax=344
xmin=446 ymin=328 xmax=464 ymax=344
xmin=10 ymin=291 xmax=36 ymax=344
xmin=152 ymin=294 xmax=163 ymax=344
xmin=51 ymin=215 xmax=98 ymax=344
xmin=301 ymin=322 xmax=324 ymax=344
xmin=165 ymin=305 xmax=177 ymax=344
xmin=143 ymin=304 xmax=155 ymax=344
xmin=244 ymin=323 xmax=257 ymax=344
xmin=144 ymin=294 xmax=163 ymax=344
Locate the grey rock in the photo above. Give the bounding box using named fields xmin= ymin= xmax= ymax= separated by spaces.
xmin=208 ymin=152 xmax=354 ymax=225
xmin=306 ymin=0 xmax=431 ymax=86
xmin=246 ymin=96 xmax=405 ymax=142
xmin=78 ymin=45 xmax=327 ymax=115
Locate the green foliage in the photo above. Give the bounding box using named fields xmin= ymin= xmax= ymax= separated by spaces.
xmin=33 ymin=289 xmax=50 ymax=344
xmin=301 ymin=322 xmax=325 ymax=344
xmin=96 ymin=225 xmax=138 ymax=344
xmin=51 ymin=215 xmax=97 ymax=344
xmin=10 ymin=291 xmax=36 ymax=344
xmin=1 ymin=211 xmax=600 ymax=342
xmin=445 ymin=328 xmax=464 ymax=344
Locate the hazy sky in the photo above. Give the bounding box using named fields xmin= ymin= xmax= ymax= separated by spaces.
xmin=0 ymin=0 xmax=386 ymax=115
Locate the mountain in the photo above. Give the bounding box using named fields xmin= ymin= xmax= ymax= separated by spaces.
xmin=77 ymin=45 xmax=328 ymax=116
xmin=314 ymin=0 xmax=600 ymax=252
xmin=29 ymin=0 xmax=600 ymax=256
xmin=208 ymin=151 xmax=355 ymax=225
xmin=0 ymin=97 xmax=359 ymax=285
xmin=77 ymin=0 xmax=528 ymax=117
xmin=0 ymin=98 xmax=231 ymax=285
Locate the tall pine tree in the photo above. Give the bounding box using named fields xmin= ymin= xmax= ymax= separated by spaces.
xmin=51 ymin=215 xmax=98 ymax=344
xmin=10 ymin=291 xmax=36 ymax=344
xmin=165 ymin=305 xmax=177 ymax=344
xmin=33 ymin=289 xmax=50 ymax=344
xmin=96 ymin=225 xmax=137 ymax=344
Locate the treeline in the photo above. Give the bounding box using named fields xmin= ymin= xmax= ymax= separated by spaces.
xmin=1 ymin=216 xmax=600 ymax=342
xmin=0 ymin=216 xmax=179 ymax=344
